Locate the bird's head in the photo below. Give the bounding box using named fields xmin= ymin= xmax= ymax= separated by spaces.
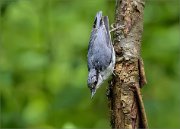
xmin=87 ymin=69 xmax=98 ymax=98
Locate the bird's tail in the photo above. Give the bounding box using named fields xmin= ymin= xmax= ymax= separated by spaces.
xmin=93 ymin=11 xmax=103 ymax=28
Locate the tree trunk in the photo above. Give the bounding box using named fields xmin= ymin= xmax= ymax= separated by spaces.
xmin=108 ymin=0 xmax=148 ymax=128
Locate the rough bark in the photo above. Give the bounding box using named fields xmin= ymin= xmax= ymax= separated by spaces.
xmin=108 ymin=0 xmax=148 ymax=128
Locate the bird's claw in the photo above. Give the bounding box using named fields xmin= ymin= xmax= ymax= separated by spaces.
xmin=110 ymin=23 xmax=125 ymax=33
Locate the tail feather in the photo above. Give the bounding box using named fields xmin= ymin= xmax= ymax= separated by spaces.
xmin=94 ymin=11 xmax=103 ymax=28
xmin=103 ymin=16 xmax=110 ymax=34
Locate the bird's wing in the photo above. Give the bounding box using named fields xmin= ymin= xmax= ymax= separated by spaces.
xmin=88 ymin=27 xmax=112 ymax=71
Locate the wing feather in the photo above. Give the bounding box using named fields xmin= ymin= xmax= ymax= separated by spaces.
xmin=88 ymin=26 xmax=112 ymax=71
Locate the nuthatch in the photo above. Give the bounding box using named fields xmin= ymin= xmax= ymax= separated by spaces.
xmin=87 ymin=11 xmax=115 ymax=98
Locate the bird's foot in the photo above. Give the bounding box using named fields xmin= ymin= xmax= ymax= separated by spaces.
xmin=110 ymin=23 xmax=125 ymax=33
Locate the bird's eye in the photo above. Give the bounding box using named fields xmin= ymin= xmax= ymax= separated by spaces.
xmin=94 ymin=80 xmax=97 ymax=86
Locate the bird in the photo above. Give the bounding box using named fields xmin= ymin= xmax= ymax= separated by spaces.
xmin=87 ymin=11 xmax=115 ymax=98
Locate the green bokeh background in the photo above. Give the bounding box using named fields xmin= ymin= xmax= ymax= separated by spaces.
xmin=0 ymin=0 xmax=180 ymax=128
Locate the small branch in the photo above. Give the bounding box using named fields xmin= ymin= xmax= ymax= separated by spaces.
xmin=134 ymin=83 xmax=148 ymax=128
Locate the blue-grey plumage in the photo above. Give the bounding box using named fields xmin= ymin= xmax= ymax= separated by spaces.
xmin=87 ymin=11 xmax=115 ymax=98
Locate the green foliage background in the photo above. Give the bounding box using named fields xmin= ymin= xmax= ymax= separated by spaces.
xmin=0 ymin=0 xmax=180 ymax=128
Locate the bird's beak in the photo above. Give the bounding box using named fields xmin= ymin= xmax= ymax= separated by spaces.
xmin=91 ymin=88 xmax=96 ymax=99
